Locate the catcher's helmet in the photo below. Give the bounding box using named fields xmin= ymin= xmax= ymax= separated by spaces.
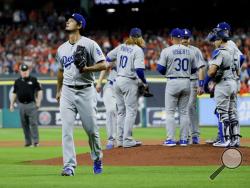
xmin=215 ymin=29 xmax=230 ymax=41
xmin=217 ymin=22 xmax=231 ymax=31
xmin=181 ymin=28 xmax=192 ymax=39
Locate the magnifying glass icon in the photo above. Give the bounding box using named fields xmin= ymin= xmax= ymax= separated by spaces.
xmin=210 ymin=148 xmax=242 ymax=180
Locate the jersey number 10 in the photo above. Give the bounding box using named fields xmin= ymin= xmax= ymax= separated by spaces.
xmin=174 ymin=58 xmax=189 ymax=71
xmin=119 ymin=55 xmax=128 ymax=68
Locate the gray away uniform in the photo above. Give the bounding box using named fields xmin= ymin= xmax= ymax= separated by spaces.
xmin=226 ymin=41 xmax=242 ymax=145
xmin=57 ymin=36 xmax=105 ymax=169
xmin=103 ymin=68 xmax=117 ymax=146
xmin=210 ymin=47 xmax=237 ymax=142
xmin=107 ymin=44 xmax=145 ymax=147
xmin=188 ymin=45 xmax=206 ymax=138
xmin=158 ymin=44 xmax=196 ymax=142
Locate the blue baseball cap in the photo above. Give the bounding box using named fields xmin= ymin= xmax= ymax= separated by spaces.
xmin=170 ymin=28 xmax=182 ymax=38
xmin=129 ymin=27 xmax=142 ymax=38
xmin=69 ymin=13 xmax=86 ymax=29
xmin=217 ymin=22 xmax=231 ymax=31
xmin=181 ymin=28 xmax=192 ymax=38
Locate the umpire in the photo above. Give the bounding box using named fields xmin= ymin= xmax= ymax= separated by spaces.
xmin=10 ymin=63 xmax=43 ymax=147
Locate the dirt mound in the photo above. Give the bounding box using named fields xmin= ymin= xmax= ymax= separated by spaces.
xmin=30 ymin=145 xmax=250 ymax=166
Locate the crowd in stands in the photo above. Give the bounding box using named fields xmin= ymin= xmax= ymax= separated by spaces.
xmin=1 ymin=9 xmax=250 ymax=93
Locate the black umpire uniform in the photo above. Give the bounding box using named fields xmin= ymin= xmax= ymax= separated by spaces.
xmin=10 ymin=64 xmax=42 ymax=147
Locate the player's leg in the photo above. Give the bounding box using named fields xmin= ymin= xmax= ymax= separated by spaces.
xmin=229 ymin=82 xmax=240 ymax=147
xmin=214 ymin=108 xmax=224 ymax=143
xmin=213 ymin=82 xmax=231 ymax=147
xmin=103 ymin=84 xmax=117 ymax=149
xmin=19 ymin=104 xmax=32 ymax=146
xmin=76 ymin=86 xmax=103 ymax=161
xmin=60 ymin=86 xmax=77 ymax=175
xmin=122 ymin=78 xmax=140 ymax=147
xmin=178 ymin=80 xmax=191 ymax=146
xmin=114 ymin=79 xmax=125 ymax=147
xmin=27 ymin=102 xmax=39 ymax=145
xmin=164 ymin=80 xmax=179 ymax=146
xmin=188 ymin=80 xmax=199 ymax=144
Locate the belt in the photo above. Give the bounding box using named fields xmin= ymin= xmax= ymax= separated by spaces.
xmin=20 ymin=101 xmax=33 ymax=104
xmin=223 ymin=78 xmax=233 ymax=81
xmin=190 ymin=78 xmax=198 ymax=81
xmin=167 ymin=77 xmax=189 ymax=80
xmin=118 ymin=75 xmax=136 ymax=80
xmin=66 ymin=84 xmax=92 ymax=90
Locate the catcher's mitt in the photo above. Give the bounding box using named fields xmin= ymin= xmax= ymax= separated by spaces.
xmin=213 ymin=69 xmax=223 ymax=83
xmin=73 ymin=45 xmax=88 ymax=71
xmin=138 ymin=84 xmax=154 ymax=97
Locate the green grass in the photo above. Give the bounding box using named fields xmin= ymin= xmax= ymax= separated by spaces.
xmin=0 ymin=127 xmax=250 ymax=188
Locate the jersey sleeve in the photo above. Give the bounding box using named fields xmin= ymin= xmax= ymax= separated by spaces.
xmin=157 ymin=48 xmax=168 ymax=67
xmin=13 ymin=80 xmax=17 ymax=94
xmin=196 ymin=49 xmax=206 ymax=69
xmin=91 ymin=41 xmax=106 ymax=64
xmin=106 ymin=45 xmax=120 ymax=62
xmin=210 ymin=50 xmax=223 ymax=67
xmin=33 ymin=78 xmax=42 ymax=91
xmin=56 ymin=51 xmax=63 ymax=70
xmin=134 ymin=48 xmax=145 ymax=69
xmin=191 ymin=51 xmax=197 ymax=70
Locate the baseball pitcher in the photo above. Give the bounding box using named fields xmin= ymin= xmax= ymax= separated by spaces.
xmin=56 ymin=13 xmax=107 ymax=176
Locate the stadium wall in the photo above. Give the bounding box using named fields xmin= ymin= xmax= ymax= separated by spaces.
xmin=1 ymin=79 xmax=250 ymax=127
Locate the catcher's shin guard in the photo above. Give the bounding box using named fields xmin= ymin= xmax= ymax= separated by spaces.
xmin=215 ymin=109 xmax=224 ymax=142
xmin=223 ymin=119 xmax=230 ymax=141
xmin=230 ymin=120 xmax=242 ymax=146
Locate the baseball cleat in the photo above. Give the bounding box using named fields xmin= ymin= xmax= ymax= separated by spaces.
xmin=179 ymin=140 xmax=188 ymax=146
xmin=230 ymin=140 xmax=240 ymax=147
xmin=213 ymin=140 xmax=230 ymax=147
xmin=106 ymin=141 xmax=114 ymax=149
xmin=163 ymin=139 xmax=176 ymax=147
xmin=192 ymin=136 xmax=199 ymax=144
xmin=61 ymin=167 xmax=74 ymax=176
xmin=34 ymin=143 xmax=39 ymax=147
xmin=24 ymin=143 xmax=32 ymax=147
xmin=123 ymin=140 xmax=142 ymax=148
xmin=106 ymin=144 xmax=114 ymax=150
xmin=93 ymin=160 xmax=103 ymax=174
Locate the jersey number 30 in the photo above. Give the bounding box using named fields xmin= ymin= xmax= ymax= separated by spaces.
xmin=119 ymin=55 xmax=128 ymax=68
xmin=174 ymin=58 xmax=189 ymax=71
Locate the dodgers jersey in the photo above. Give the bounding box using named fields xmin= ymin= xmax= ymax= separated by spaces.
xmin=158 ymin=44 xmax=196 ymax=78
xmin=209 ymin=47 xmax=234 ymax=80
xmin=56 ymin=36 xmax=105 ymax=85
xmin=189 ymin=45 xmax=206 ymax=80
xmin=227 ymin=40 xmax=242 ymax=80
xmin=107 ymin=44 xmax=145 ymax=78
xmin=107 ymin=68 xmax=117 ymax=82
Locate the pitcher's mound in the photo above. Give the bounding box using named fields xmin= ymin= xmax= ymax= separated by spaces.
xmin=31 ymin=145 xmax=250 ymax=166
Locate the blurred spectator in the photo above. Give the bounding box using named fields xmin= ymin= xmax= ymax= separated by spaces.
xmin=1 ymin=9 xmax=250 ymax=93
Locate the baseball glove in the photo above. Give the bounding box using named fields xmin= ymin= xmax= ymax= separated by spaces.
xmin=213 ymin=69 xmax=223 ymax=83
xmin=138 ymin=84 xmax=154 ymax=97
xmin=73 ymin=45 xmax=88 ymax=71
